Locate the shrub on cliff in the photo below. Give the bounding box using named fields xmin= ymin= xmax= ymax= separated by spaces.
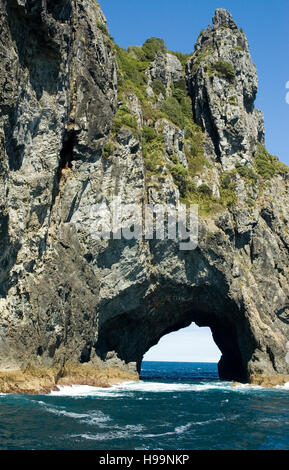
xmin=198 ymin=184 xmax=213 ymax=196
xmin=116 ymin=45 xmax=149 ymax=90
xmin=161 ymin=96 xmax=184 ymax=128
xmin=142 ymin=126 xmax=159 ymax=144
xmin=212 ymin=60 xmax=235 ymax=82
xmin=170 ymin=164 xmax=195 ymax=197
xmin=152 ymin=79 xmax=167 ymax=97
xmin=235 ymin=162 xmax=258 ymax=182
xmin=142 ymin=37 xmax=167 ymax=61
xmin=111 ymin=108 xmax=138 ymax=135
xmin=254 ymin=143 xmax=289 ymax=179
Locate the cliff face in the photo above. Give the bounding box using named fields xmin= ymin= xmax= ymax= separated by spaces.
xmin=187 ymin=9 xmax=265 ymax=171
xmin=0 ymin=1 xmax=289 ymax=391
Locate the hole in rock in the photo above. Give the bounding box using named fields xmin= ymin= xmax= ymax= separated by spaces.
xmin=59 ymin=129 xmax=77 ymax=170
xmin=141 ymin=323 xmax=221 ymax=377
xmin=94 ymin=304 xmax=250 ymax=384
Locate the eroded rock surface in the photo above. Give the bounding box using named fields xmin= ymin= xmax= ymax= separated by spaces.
xmin=0 ymin=2 xmax=289 ymax=391
xmin=187 ymin=8 xmax=265 ymax=170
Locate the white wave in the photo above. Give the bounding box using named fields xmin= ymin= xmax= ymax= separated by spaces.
xmin=31 ymin=399 xmax=111 ymax=426
xmin=275 ymin=381 xmax=289 ymax=390
xmin=123 ymin=424 xmax=144 ymax=432
xmin=229 ymin=383 xmax=264 ymax=391
xmin=71 ymin=425 xmax=144 ymax=442
xmin=142 ymin=431 xmax=177 ymax=438
xmin=143 ymin=414 xmax=240 ymax=439
xmin=174 ymin=422 xmax=193 ymax=434
xmin=49 ymin=385 xmax=105 ymax=396
xmin=46 ymin=407 xmax=111 ymax=425
xmin=193 ymin=416 xmax=229 ymax=425
xmin=46 ymin=380 xmax=275 ymax=398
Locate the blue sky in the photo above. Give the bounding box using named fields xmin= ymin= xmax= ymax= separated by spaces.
xmin=144 ymin=324 xmax=221 ymax=363
xmin=98 ymin=0 xmax=288 ymax=362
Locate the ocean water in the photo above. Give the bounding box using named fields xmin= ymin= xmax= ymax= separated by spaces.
xmin=1 ymin=361 xmax=289 ymax=450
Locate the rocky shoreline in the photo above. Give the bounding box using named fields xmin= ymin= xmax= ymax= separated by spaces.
xmin=0 ymin=365 xmax=138 ymax=395
xmin=1 ymin=369 xmax=289 ymax=394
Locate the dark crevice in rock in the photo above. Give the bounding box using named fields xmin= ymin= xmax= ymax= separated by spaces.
xmin=189 ymin=82 xmax=222 ymax=161
xmin=243 ymin=93 xmax=255 ymax=113
xmin=49 ymin=128 xmax=78 ymax=214
xmin=80 ymin=344 xmax=92 ymax=363
xmin=266 ymin=345 xmax=277 ymax=372
xmin=59 ymin=129 xmax=77 ymax=170
xmin=260 ymin=207 xmax=274 ymax=230
xmin=5 ymin=111 xmax=25 ymax=171
xmin=234 ymin=230 xmax=252 ymax=250
xmin=213 ymin=323 xmax=247 ymax=382
xmin=84 ymin=253 xmax=93 ymax=263
xmin=276 ymin=307 xmax=289 ymax=324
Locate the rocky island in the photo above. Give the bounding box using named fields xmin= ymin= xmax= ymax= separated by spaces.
xmin=0 ymin=0 xmax=289 ymax=393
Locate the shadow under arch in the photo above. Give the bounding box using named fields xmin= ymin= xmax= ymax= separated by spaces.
xmin=94 ymin=283 xmax=256 ymax=384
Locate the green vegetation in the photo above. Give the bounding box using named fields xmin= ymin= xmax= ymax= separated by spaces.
xmin=254 ymin=143 xmax=288 ymax=179
xmin=228 ymin=96 xmax=238 ymax=106
xmin=152 ymin=79 xmax=167 ymax=97
xmin=161 ymin=96 xmax=185 ymax=128
xmin=102 ymin=141 xmax=115 ymax=159
xmin=246 ymin=198 xmax=256 ymax=207
xmin=101 ymin=19 xmax=289 ymax=218
xmin=142 ymin=38 xmax=167 ymax=61
xmin=235 ymin=162 xmax=258 ymax=182
xmin=116 ymin=45 xmax=149 ymax=93
xmin=97 ymin=21 xmax=109 ymax=35
xmin=211 ymin=60 xmax=235 ymax=82
xmin=160 ymin=79 xmax=193 ymax=129
xmin=198 ymin=184 xmax=213 ymax=196
xmin=220 ymin=173 xmax=238 ymax=208
xmin=169 ymin=164 xmax=195 ymax=197
xmin=141 ymin=125 xmax=166 ymax=176
xmin=191 ymin=49 xmax=211 ymax=72
xmin=173 ymin=78 xmax=187 ymax=93
xmin=111 ymin=106 xmax=139 ymax=136
xmin=111 ymin=36 xmax=242 ymax=214
xmin=142 ymin=133 xmax=166 ymax=175
xmin=142 ymin=126 xmax=158 ymax=144
xmin=141 ymin=102 xmax=165 ymax=124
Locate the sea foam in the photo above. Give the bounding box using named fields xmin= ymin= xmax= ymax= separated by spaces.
xmin=47 ymin=380 xmax=267 ymax=397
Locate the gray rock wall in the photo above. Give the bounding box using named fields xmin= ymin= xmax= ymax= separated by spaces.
xmin=187 ymin=9 xmax=265 ymax=171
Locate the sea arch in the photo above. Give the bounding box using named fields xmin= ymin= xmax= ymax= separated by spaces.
xmin=94 ymin=281 xmax=256 ymax=383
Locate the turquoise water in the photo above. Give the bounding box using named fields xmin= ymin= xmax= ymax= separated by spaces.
xmin=0 ymin=361 xmax=289 ymax=450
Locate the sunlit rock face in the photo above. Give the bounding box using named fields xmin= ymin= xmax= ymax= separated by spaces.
xmin=187 ymin=8 xmax=265 ymax=171
xmin=0 ymin=1 xmax=289 ymax=391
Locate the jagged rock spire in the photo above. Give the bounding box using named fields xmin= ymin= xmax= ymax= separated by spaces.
xmin=187 ymin=9 xmax=264 ymax=170
xmin=212 ymin=8 xmax=238 ymax=30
